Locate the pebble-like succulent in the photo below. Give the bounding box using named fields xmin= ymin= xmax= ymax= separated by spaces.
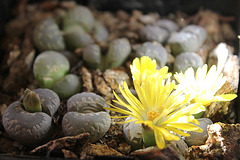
xmin=63 ymin=25 xmax=93 ymax=50
xmin=62 ymin=92 xmax=111 ymax=143
xmin=93 ymin=21 xmax=109 ymax=42
xmin=33 ymin=51 xmax=70 ymax=89
xmin=2 ymin=88 xmax=60 ymax=147
xmin=123 ymin=117 xmax=143 ymax=150
xmin=33 ymin=51 xmax=81 ymax=99
xmin=155 ymin=19 xmax=179 ymax=33
xmin=140 ymin=25 xmax=169 ymax=43
xmin=33 ymin=17 xmax=65 ymax=52
xmin=63 ymin=5 xmax=95 ymax=32
xmin=105 ymin=38 xmax=131 ymax=69
xmin=168 ymin=32 xmax=199 ymax=56
xmin=136 ymin=41 xmax=168 ymax=67
xmin=181 ymin=25 xmax=207 ymax=45
xmin=168 ymin=25 xmax=207 ymax=56
xmin=174 ymin=52 xmax=204 ymax=73
xmin=184 ymin=118 xmax=213 ymax=146
xmin=51 ymin=74 xmax=81 ymax=99
xmin=83 ymin=44 xmax=102 ymax=69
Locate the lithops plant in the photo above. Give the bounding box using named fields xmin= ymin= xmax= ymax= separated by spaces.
xmin=93 ymin=21 xmax=109 ymax=42
xmin=83 ymin=44 xmax=102 ymax=69
xmin=139 ymin=25 xmax=169 ymax=43
xmin=33 ymin=17 xmax=65 ymax=52
xmin=184 ymin=118 xmax=213 ymax=146
xmin=62 ymin=92 xmax=111 ymax=143
xmin=181 ymin=25 xmax=207 ymax=46
xmin=174 ymin=52 xmax=204 ymax=73
xmin=63 ymin=25 xmax=93 ymax=50
xmin=63 ymin=5 xmax=95 ymax=32
xmin=155 ymin=19 xmax=179 ymax=34
xmin=2 ymin=88 xmax=60 ymax=147
xmin=168 ymin=24 xmax=207 ymax=56
xmin=168 ymin=32 xmax=199 ymax=56
xmin=51 ymin=74 xmax=81 ymax=99
xmin=136 ymin=41 xmax=168 ymax=67
xmin=33 ymin=51 xmax=81 ymax=99
xmin=105 ymin=38 xmax=131 ymax=69
xmin=123 ymin=117 xmax=143 ymax=150
xmin=33 ymin=51 xmax=70 ymax=89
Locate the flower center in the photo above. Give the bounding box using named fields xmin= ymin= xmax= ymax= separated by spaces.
xmin=147 ymin=110 xmax=160 ymax=121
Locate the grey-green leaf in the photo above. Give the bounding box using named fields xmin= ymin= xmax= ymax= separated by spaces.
xmin=105 ymin=38 xmax=131 ymax=69
xmin=63 ymin=5 xmax=95 ymax=32
xmin=62 ymin=92 xmax=111 ymax=143
xmin=52 ymin=74 xmax=81 ymax=99
xmin=33 ymin=51 xmax=70 ymax=88
xmin=64 ymin=25 xmax=93 ymax=50
xmin=33 ymin=17 xmax=65 ymax=52
xmin=136 ymin=41 xmax=168 ymax=67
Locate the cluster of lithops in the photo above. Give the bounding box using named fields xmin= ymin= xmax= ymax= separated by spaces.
xmin=83 ymin=38 xmax=131 ymax=70
xmin=140 ymin=19 xmax=179 ymax=43
xmin=33 ymin=5 xmax=109 ymax=52
xmin=168 ymin=24 xmax=207 ymax=56
xmin=33 ymin=51 xmax=81 ymax=99
xmin=33 ymin=5 xmax=132 ymax=71
xmin=2 ymin=88 xmax=60 ymax=147
xmin=62 ymin=92 xmax=111 ymax=143
xmin=138 ymin=21 xmax=207 ymax=71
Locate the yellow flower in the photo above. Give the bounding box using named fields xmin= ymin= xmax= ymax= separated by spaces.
xmin=130 ymin=56 xmax=171 ymax=85
xmin=106 ymin=72 xmax=205 ymax=149
xmin=174 ymin=64 xmax=237 ymax=106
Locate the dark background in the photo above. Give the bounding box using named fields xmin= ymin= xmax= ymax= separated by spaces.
xmin=0 ymin=0 xmax=239 ymax=39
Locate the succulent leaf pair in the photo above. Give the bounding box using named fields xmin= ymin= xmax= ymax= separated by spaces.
xmin=2 ymin=88 xmax=60 ymax=147
xmin=83 ymin=38 xmax=131 ymax=70
xmin=33 ymin=5 xmax=109 ymax=52
xmin=3 ymin=89 xmax=110 ymax=146
xmin=33 ymin=51 xmax=81 ymax=99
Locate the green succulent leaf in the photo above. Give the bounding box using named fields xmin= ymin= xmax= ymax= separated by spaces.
xmin=23 ymin=88 xmax=42 ymax=113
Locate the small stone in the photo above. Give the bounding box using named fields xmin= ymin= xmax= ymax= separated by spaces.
xmin=93 ymin=70 xmax=112 ymax=100
xmin=78 ymin=67 xmax=93 ymax=92
xmin=62 ymin=149 xmax=78 ymax=159
xmin=103 ymin=69 xmax=130 ymax=94
xmin=185 ymin=118 xmax=213 ymax=146
xmin=117 ymin=142 xmax=131 ymax=155
xmin=107 ymin=139 xmax=118 ymax=149
xmin=188 ymin=122 xmax=240 ymax=160
xmin=130 ymin=145 xmax=184 ymax=160
xmin=81 ymin=144 xmax=124 ymax=157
